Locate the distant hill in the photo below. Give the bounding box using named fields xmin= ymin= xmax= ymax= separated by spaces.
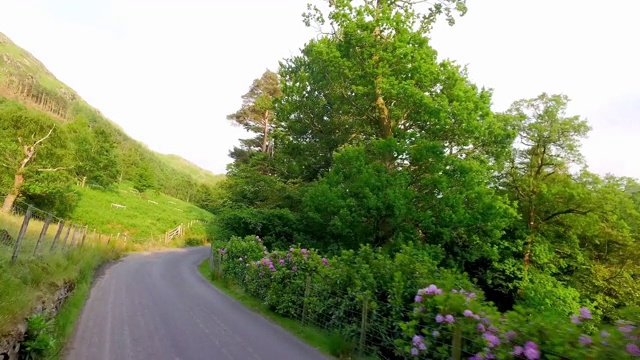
xmin=158 ymin=154 xmax=225 ymax=184
xmin=0 ymin=32 xmax=222 ymax=215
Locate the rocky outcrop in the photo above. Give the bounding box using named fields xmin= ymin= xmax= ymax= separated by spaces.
xmin=0 ymin=281 xmax=75 ymax=360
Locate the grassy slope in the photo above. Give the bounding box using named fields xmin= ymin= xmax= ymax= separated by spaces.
xmin=0 ymin=32 xmax=222 ymax=188
xmin=69 ymin=182 xmax=213 ymax=239
xmin=0 ymin=33 xmax=71 ymax=92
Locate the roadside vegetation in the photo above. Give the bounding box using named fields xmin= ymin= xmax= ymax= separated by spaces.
xmin=208 ymin=0 xmax=640 ymax=358
xmin=0 ymin=31 xmax=217 ymax=358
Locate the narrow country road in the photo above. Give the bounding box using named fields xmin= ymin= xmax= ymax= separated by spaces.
xmin=65 ymin=247 xmax=328 ymax=360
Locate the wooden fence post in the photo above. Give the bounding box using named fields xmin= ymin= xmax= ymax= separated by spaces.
xmin=61 ymin=224 xmax=73 ymax=249
xmin=451 ymin=325 xmax=462 ymax=360
xmin=67 ymin=225 xmax=78 ymax=249
xmin=209 ymin=243 xmax=214 ymax=269
xmin=302 ymin=276 xmax=312 ymax=324
xmin=33 ymin=213 xmax=53 ymax=256
xmin=80 ymin=225 xmax=89 ymax=248
xmin=358 ymin=294 xmax=369 ymax=356
xmin=50 ymin=220 xmax=65 ymax=251
xmin=11 ymin=205 xmax=33 ymax=263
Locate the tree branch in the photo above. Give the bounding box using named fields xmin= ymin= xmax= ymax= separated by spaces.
xmin=543 ymin=208 xmax=590 ymax=222
xmin=37 ymin=167 xmax=71 ymax=172
xmin=33 ymin=126 xmax=55 ymax=147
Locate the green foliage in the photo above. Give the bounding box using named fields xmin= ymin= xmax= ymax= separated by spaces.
xmin=20 ymin=313 xmax=56 ymax=360
xmin=227 ymin=69 xmax=282 ymax=159
xmin=214 ymin=0 xmax=640 ymax=346
xmin=0 ymin=98 xmax=76 ymax=215
xmin=183 ymin=237 xmax=206 ymax=247
xmin=213 ymin=236 xmax=474 ymax=357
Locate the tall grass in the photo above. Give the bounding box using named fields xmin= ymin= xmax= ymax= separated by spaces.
xmin=0 ymin=245 xmax=120 ymax=335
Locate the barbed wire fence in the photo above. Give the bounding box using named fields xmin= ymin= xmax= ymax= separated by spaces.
xmin=0 ymin=198 xmax=201 ymax=264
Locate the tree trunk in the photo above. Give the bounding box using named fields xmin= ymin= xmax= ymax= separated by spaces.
xmin=81 ymin=176 xmax=87 ymax=188
xmin=262 ymin=110 xmax=270 ymax=152
xmin=523 ymin=204 xmax=535 ymax=273
xmin=1 ymin=128 xmax=55 ymax=213
xmin=1 ymin=172 xmax=24 ymax=213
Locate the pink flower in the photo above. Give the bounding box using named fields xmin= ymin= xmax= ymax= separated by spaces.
xmin=301 ymin=249 xmax=308 ymax=254
xmin=571 ymin=315 xmax=581 ymax=324
xmin=511 ymin=346 xmax=524 ymax=356
xmin=410 ymin=347 xmax=418 ymax=356
xmin=412 ymin=335 xmax=424 ymax=346
xmin=524 ymin=341 xmax=540 ymax=360
xmin=483 ymin=332 xmax=500 ymax=347
xmin=289 ymin=247 xmax=294 ymax=252
xmin=279 ymin=259 xmax=285 ymax=265
xmin=627 ymin=343 xmax=640 ymax=356
xmin=322 ymin=258 xmax=329 ymax=265
xmin=579 ymin=307 xmax=592 ymax=320
xmin=444 ymin=315 xmax=455 ymax=324
xmin=464 ymin=310 xmax=474 ymax=318
xmin=292 ymin=266 xmax=298 ymax=271
xmin=414 ymin=295 xmax=423 ymax=303
xmin=435 ymin=314 xmax=444 ymax=323
xmin=579 ymin=335 xmax=592 ymax=346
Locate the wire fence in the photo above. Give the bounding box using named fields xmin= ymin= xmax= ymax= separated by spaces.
xmin=0 ymin=199 xmax=197 ymax=264
xmin=207 ymin=251 xmax=468 ymax=360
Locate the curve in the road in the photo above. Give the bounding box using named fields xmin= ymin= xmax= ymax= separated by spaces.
xmin=65 ymin=246 xmax=329 ymax=360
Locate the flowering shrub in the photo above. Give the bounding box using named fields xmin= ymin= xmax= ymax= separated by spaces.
xmin=401 ymin=285 xmax=640 ymax=359
xmin=212 ymin=236 xmax=640 ymax=359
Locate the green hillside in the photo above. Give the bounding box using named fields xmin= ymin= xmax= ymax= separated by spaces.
xmin=70 ymin=182 xmax=213 ymax=239
xmin=158 ymin=154 xmax=226 ymax=185
xmin=0 ymin=31 xmax=222 ymax=218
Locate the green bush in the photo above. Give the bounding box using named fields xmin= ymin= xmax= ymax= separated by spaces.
xmin=212 ymin=236 xmax=476 ymax=357
xmin=213 ymin=235 xmax=640 ymax=359
xmin=20 ymin=313 xmax=56 ymax=360
xmin=183 ymin=237 xmax=206 ymax=247
xmin=210 ymin=208 xmax=300 ymax=248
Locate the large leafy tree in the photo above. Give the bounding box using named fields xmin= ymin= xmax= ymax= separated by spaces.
xmin=0 ymin=99 xmax=75 ymax=215
xmin=505 ymin=93 xmax=591 ymax=274
xmin=269 ymin=0 xmax=516 ymax=257
xmin=227 ymin=70 xmax=282 ymax=163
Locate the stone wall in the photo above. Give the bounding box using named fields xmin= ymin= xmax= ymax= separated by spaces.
xmin=0 ymin=281 xmax=75 ymax=360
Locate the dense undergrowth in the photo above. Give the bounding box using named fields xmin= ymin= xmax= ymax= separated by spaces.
xmin=211 ymin=236 xmax=640 ymax=359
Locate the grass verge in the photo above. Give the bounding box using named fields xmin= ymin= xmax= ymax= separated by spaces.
xmin=46 ymin=249 xmax=119 ymax=359
xmin=0 ymin=245 xmax=120 ymax=359
xmin=198 ymin=260 xmax=374 ymax=359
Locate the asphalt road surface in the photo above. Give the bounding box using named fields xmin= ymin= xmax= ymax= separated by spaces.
xmin=65 ymin=247 xmax=328 ymax=360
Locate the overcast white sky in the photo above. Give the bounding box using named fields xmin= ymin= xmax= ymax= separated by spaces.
xmin=1 ymin=0 xmax=639 ymax=178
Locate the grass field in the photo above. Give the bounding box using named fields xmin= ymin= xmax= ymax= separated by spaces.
xmin=69 ymin=182 xmax=213 ymax=240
